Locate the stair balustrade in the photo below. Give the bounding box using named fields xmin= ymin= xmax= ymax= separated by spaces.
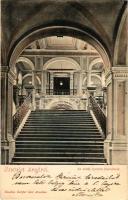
xmin=13 ymin=94 xmax=32 ymax=135
xmin=46 ymin=89 xmax=77 ymax=95
xmin=89 ymin=95 xmax=106 ymax=137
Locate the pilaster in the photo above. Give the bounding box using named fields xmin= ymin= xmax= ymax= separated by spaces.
xmin=50 ymin=72 xmax=54 ymax=91
xmin=32 ymin=71 xmax=36 ymax=110
xmin=8 ymin=69 xmax=16 ymax=163
xmin=79 ymin=71 xmax=83 ymax=96
xmin=1 ymin=66 xmax=9 ymax=164
xmin=104 ymin=67 xmax=128 ymax=164
xmin=70 ymin=72 xmax=74 ymax=95
xmin=1 ymin=66 xmax=16 ymax=164
xmin=41 ymin=70 xmax=46 ymax=109
xmin=77 ymin=71 xmax=83 ymax=96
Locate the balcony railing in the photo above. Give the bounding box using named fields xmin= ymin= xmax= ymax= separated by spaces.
xmin=46 ymin=89 xmax=77 ymax=95
xmin=89 ymin=95 xmax=106 ymax=137
xmin=13 ymin=94 xmax=32 ymax=135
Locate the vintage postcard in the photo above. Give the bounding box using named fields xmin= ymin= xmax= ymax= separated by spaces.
xmin=0 ymin=0 xmax=128 ymax=199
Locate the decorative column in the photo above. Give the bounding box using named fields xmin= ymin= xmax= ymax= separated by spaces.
xmin=125 ymin=80 xmax=128 ymax=135
xmin=79 ymin=71 xmax=83 ymax=96
xmin=1 ymin=66 xmax=16 ymax=164
xmin=86 ymin=57 xmax=91 ymax=87
xmin=104 ymin=67 xmax=128 ymax=165
xmin=1 ymin=66 xmax=9 ymax=164
xmin=41 ymin=70 xmax=46 ymax=109
xmin=79 ymin=57 xmax=84 ymax=96
xmin=41 ymin=55 xmax=46 ymax=95
xmin=77 ymin=72 xmax=80 ymax=96
xmin=50 ymin=72 xmax=54 ymax=93
xmin=41 ymin=70 xmax=46 ymax=95
xmin=32 ymin=71 xmax=36 ymax=110
xmin=70 ymin=72 xmax=73 ymax=95
xmin=41 ymin=71 xmax=44 ymax=94
xmin=8 ymin=70 xmax=16 ymax=163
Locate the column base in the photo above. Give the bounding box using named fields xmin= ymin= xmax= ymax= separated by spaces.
xmin=1 ymin=140 xmax=9 ymax=164
xmin=104 ymin=135 xmax=128 ymax=165
xmin=8 ymin=134 xmax=16 ymax=164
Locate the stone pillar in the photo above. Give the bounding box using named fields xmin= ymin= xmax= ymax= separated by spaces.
xmin=125 ymin=81 xmax=128 ymax=135
xmin=8 ymin=70 xmax=16 ymax=163
xmin=44 ymin=71 xmax=47 ymax=94
xmin=41 ymin=70 xmax=46 ymax=109
xmin=104 ymin=67 xmax=128 ymax=165
xmin=79 ymin=72 xmax=83 ymax=96
xmin=41 ymin=71 xmax=44 ymax=94
xmin=50 ymin=72 xmax=54 ymax=91
xmin=77 ymin=72 xmax=82 ymax=96
xmin=1 ymin=67 xmax=16 ymax=164
xmin=41 ymin=70 xmax=46 ymax=95
xmin=32 ymin=71 xmax=36 ymax=110
xmin=1 ymin=67 xmax=9 ymax=164
xmin=70 ymin=72 xmax=73 ymax=95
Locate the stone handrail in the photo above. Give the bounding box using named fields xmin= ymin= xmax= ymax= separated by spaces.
xmin=13 ymin=94 xmax=32 ymax=135
xmin=89 ymin=95 xmax=106 ymax=137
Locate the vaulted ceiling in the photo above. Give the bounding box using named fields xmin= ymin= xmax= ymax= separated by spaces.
xmin=1 ymin=0 xmax=126 ymax=66
xmin=26 ymin=36 xmax=96 ymax=51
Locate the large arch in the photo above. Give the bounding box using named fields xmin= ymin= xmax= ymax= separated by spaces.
xmin=89 ymin=58 xmax=103 ymax=71
xmin=43 ymin=57 xmax=81 ymax=71
xmin=23 ymin=74 xmax=41 ymax=85
xmin=16 ymin=56 xmax=34 ymax=70
xmin=91 ymin=74 xmax=102 ymax=84
xmin=8 ymin=24 xmax=111 ymax=72
xmin=114 ymin=7 xmax=128 ymax=65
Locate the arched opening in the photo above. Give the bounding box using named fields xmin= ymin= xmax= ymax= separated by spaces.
xmin=9 ymin=24 xmax=110 ymax=110
xmin=46 ymin=100 xmax=77 ymax=110
xmin=8 ymin=25 xmax=111 ymax=70
xmin=1 ymin=1 xmax=128 ymax=166
xmin=3 ymin=24 xmax=112 ymax=164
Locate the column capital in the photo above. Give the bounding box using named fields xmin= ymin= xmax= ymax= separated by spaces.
xmin=105 ymin=67 xmax=128 ymax=86
xmin=111 ymin=67 xmax=128 ymax=80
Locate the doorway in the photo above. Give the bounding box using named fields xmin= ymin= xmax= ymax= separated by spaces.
xmin=54 ymin=77 xmax=70 ymax=95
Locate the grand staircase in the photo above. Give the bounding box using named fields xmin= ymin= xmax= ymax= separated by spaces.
xmin=12 ymin=110 xmax=107 ymax=165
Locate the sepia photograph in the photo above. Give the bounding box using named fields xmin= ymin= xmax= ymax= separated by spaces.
xmin=0 ymin=0 xmax=128 ymax=199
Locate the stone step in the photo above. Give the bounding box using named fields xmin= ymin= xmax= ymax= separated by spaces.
xmin=12 ymin=157 xmax=106 ymax=163
xmin=14 ymin=152 xmax=104 ymax=157
xmin=11 ymin=162 xmax=107 ymax=165
xmin=23 ymin=125 xmax=97 ymax=128
xmin=18 ymin=134 xmax=102 ymax=138
xmin=26 ymin=119 xmax=95 ymax=125
xmin=28 ymin=115 xmax=92 ymax=118
xmin=15 ymin=148 xmax=104 ymax=153
xmin=16 ymin=143 xmax=104 ymax=148
xmin=20 ymin=130 xmax=100 ymax=134
xmin=16 ymin=137 xmax=103 ymax=141
xmin=12 ymin=110 xmax=106 ymax=165
xmin=22 ymin=127 xmax=98 ymax=130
